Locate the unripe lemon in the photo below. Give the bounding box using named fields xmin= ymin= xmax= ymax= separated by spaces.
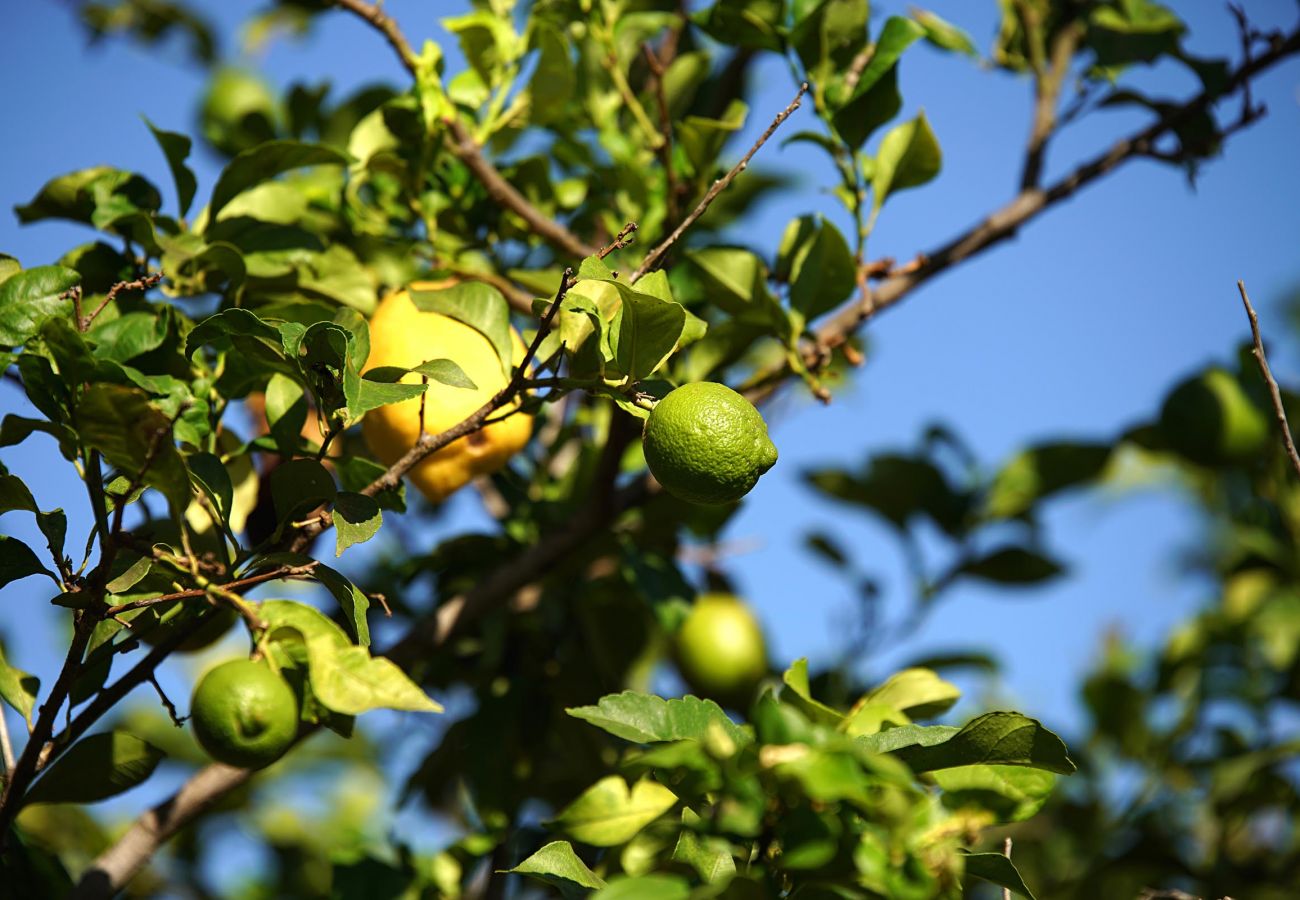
xmin=674 ymin=593 xmax=768 ymax=709
xmin=1158 ymin=368 xmax=1268 ymax=466
xmin=643 ymin=382 xmax=777 ymax=505
xmin=190 ymin=659 xmax=298 ymax=769
xmin=361 ymin=282 xmax=533 ymax=503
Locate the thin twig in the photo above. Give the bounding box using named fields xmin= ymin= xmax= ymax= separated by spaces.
xmin=82 ymin=273 xmax=163 ymax=331
xmin=1020 ymin=22 xmax=1084 ymax=190
xmin=597 ymin=222 xmax=639 ymax=260
xmin=103 ymin=563 xmax=317 ymax=615
xmin=630 ymin=83 xmax=808 ymax=281
xmin=1238 ymin=280 xmax=1300 ymax=480
xmin=148 ymin=673 xmax=185 ymax=727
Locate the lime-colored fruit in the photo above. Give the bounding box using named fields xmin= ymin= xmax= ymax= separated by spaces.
xmin=1159 ymin=368 xmax=1268 ymax=466
xmin=190 ymin=659 xmax=298 ymax=769
xmin=643 ymin=382 xmax=778 ymax=505
xmin=674 ymin=594 xmax=768 ymax=709
xmin=139 ymin=603 xmax=238 ymax=653
xmin=361 ymin=281 xmax=533 ymax=503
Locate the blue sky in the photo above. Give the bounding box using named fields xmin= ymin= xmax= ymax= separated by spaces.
xmin=1 ymin=0 xmax=1299 ymax=881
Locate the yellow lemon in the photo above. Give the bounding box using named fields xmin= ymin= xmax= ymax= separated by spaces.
xmin=361 ymin=281 xmax=532 ymax=503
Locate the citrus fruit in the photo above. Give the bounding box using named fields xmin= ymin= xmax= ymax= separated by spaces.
xmin=190 ymin=659 xmax=298 ymax=769
xmin=139 ymin=602 xmax=238 ymax=653
xmin=642 ymin=382 xmax=777 ymax=505
xmin=674 ymin=593 xmax=768 ymax=709
xmin=361 ymin=281 xmax=533 ymax=503
xmin=1158 ymin=368 xmax=1268 ymax=466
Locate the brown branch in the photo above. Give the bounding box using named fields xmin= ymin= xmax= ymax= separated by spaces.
xmin=329 ymin=0 xmax=597 ymax=261
xmin=0 ymin=618 xmax=93 ymax=839
xmin=103 ymin=562 xmax=317 ymax=615
xmin=631 ymin=83 xmax=808 ymax=282
xmin=1020 ymin=22 xmax=1083 ymax=190
xmin=1238 ymin=280 xmax=1300 ymax=480
xmin=811 ymin=25 xmax=1300 ymax=356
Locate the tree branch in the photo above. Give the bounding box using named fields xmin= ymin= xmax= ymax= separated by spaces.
xmin=1020 ymin=22 xmax=1084 ymax=190
xmin=1237 ymin=280 xmax=1300 ymax=480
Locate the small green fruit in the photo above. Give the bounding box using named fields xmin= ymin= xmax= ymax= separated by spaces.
xmin=190 ymin=659 xmax=298 ymax=769
xmin=674 ymin=594 xmax=768 ymax=709
xmin=643 ymin=383 xmax=778 ymax=505
xmin=1158 ymin=368 xmax=1268 ymax=466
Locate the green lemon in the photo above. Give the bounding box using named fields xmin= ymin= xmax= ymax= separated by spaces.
xmin=643 ymin=383 xmax=778 ymax=505
xmin=674 ymin=594 xmax=768 ymax=709
xmin=190 ymin=659 xmax=298 ymax=769
xmin=1159 ymin=368 xmax=1268 ymax=466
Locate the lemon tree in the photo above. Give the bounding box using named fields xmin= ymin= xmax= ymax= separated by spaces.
xmin=673 ymin=593 xmax=769 ymax=708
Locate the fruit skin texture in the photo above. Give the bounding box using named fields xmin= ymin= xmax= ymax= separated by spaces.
xmin=1159 ymin=368 xmax=1268 ymax=466
xmin=643 ymin=382 xmax=778 ymax=505
xmin=674 ymin=594 xmax=768 ymax=709
xmin=190 ymin=659 xmax=299 ymax=769
xmin=361 ymin=282 xmax=533 ymax=503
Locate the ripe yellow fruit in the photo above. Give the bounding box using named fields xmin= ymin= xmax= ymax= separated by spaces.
xmin=674 ymin=593 xmax=768 ymax=710
xmin=361 ymin=282 xmax=533 ymax=503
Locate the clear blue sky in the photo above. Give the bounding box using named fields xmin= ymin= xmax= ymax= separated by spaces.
xmin=1 ymin=0 xmax=1298 ymax=883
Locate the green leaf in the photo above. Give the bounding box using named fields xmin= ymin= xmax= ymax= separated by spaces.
xmin=346 ymin=368 xmax=428 ymax=420
xmin=0 ymin=644 xmax=39 ymax=727
xmin=593 ymin=875 xmax=690 ymax=900
xmin=912 ymin=9 xmax=978 ymax=57
xmin=413 ymin=358 xmax=476 ymax=389
xmin=833 ymin=16 xmax=925 ymax=148
xmin=0 ymin=474 xmax=37 ymax=516
xmin=606 ymin=284 xmax=687 ymax=382
xmin=780 ymin=216 xmax=857 ymax=319
xmin=188 ymin=453 xmax=234 ymax=530
xmin=409 ymin=281 xmax=512 ymax=378
xmin=0 ymin=266 xmax=80 ymax=347
xmin=314 ymin=564 xmax=371 ymax=646
xmin=963 ymin=851 xmax=1037 ymax=900
xmin=957 ymin=547 xmax=1065 ymax=585
xmin=550 ymin=775 xmax=678 ymax=847
xmin=88 ymin=311 xmax=170 ymax=363
xmin=0 ymin=535 xmax=55 ymax=589
xmin=142 ymin=116 xmax=197 ymax=216
xmin=871 ymin=111 xmax=941 ymax=213
xmin=567 ymin=691 xmax=750 ymax=747
xmin=781 ymin=658 xmax=844 ymax=724
xmin=77 ymin=384 xmax=191 ymax=513
xmin=15 ymin=167 xmax=161 ymax=227
xmin=678 ymin=100 xmax=748 ymax=176
xmin=507 ymin=841 xmax=606 ymax=896
xmin=933 ymin=765 xmax=1056 ymax=822
xmin=186 ymin=308 xmax=297 ymax=377
xmin=984 ymin=442 xmax=1112 ymax=519
xmin=24 ymin=731 xmax=164 ymax=806
xmin=307 ymin=644 xmax=442 ymax=716
xmin=527 ymin=23 xmax=575 ymax=125
xmin=693 ymin=0 xmax=785 ymax=52
xmin=334 ymin=492 xmax=381 ymax=557
xmin=858 ymin=667 xmax=960 ymax=720
xmin=0 ymin=254 xmax=20 ymax=286
xmin=672 ymin=827 xmax=736 ymax=883
xmin=888 ymin=711 xmax=1076 ymax=774
xmin=105 ymin=555 xmax=153 ymax=594
xmin=208 ymin=140 xmax=348 ymax=218
xmin=269 ymin=458 xmax=337 ymax=525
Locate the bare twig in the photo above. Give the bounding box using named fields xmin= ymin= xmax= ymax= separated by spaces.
xmin=597 ymin=222 xmax=639 ymax=260
xmin=1238 ymin=280 xmax=1300 ymax=480
xmin=82 ymin=273 xmax=163 ymax=331
xmin=0 ymin=706 xmax=14 ymax=773
xmin=148 ymin=673 xmax=185 ymax=727
xmin=103 ymin=562 xmax=317 ymax=615
xmin=631 ymin=83 xmax=808 ymax=281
